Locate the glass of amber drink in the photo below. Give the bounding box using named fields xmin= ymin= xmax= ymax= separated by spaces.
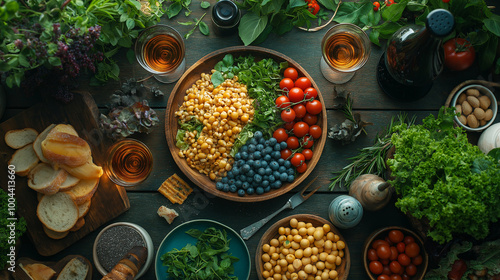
xmin=105 ymin=139 xmax=153 ymax=187
xmin=135 ymin=24 xmax=186 ymax=83
xmin=320 ymin=23 xmax=371 ymax=84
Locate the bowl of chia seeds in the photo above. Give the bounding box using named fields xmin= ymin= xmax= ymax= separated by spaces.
xmin=93 ymin=222 xmax=154 ymax=278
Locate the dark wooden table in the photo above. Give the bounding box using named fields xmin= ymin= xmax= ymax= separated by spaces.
xmin=2 ymin=1 xmax=499 ymax=279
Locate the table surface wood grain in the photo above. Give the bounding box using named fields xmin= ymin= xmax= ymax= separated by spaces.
xmin=2 ymin=1 xmax=499 ymax=279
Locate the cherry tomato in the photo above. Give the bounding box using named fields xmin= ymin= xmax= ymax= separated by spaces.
xmin=302 ymin=149 xmax=313 ymax=161
xmin=306 ymin=100 xmax=322 ymax=115
xmin=403 ymin=236 xmax=414 ymax=245
xmin=381 ymin=259 xmax=390 ymax=265
xmin=396 ymin=242 xmax=405 ymax=253
xmin=294 ymin=77 xmax=311 ymax=90
xmin=280 ymin=78 xmax=294 ymax=91
xmin=443 ymin=38 xmax=476 ymax=71
xmin=286 ymin=136 xmax=300 ymax=150
xmin=378 ymin=275 xmax=390 ymax=280
xmin=281 ymin=149 xmax=292 ymax=160
xmin=372 ymin=239 xmax=390 ymax=249
xmin=308 ymin=2 xmax=320 ymax=15
xmin=397 ymin=253 xmax=411 ymax=267
xmin=385 ymin=236 xmax=393 ymax=246
xmin=412 ymin=255 xmax=423 ymax=266
xmin=301 ymin=136 xmax=314 ymax=149
xmin=388 ymin=230 xmax=404 ymax=244
xmin=390 ymin=246 xmax=398 ymax=261
xmin=377 ymin=244 xmax=391 ymax=260
xmin=385 ymin=0 xmax=394 ymax=6
xmin=404 ymin=242 xmax=420 ymax=258
xmin=293 ymin=122 xmax=310 ymax=138
xmin=281 ymin=108 xmax=296 ymax=122
xmin=291 ymin=153 xmax=306 ymax=167
xmin=382 ymin=265 xmax=392 ymax=276
xmin=275 ymin=95 xmax=290 ymax=109
xmin=273 ymin=128 xmax=288 ymax=143
xmin=390 ymin=275 xmax=402 ymax=280
xmin=302 ymin=113 xmax=318 ymax=126
xmin=390 ymin=261 xmax=402 ymax=274
xmin=304 ymin=87 xmax=318 ymax=100
xmin=288 ymin=87 xmax=305 ymax=103
xmin=308 ymin=125 xmax=322 ymax=139
xmin=284 ymin=121 xmax=295 ymax=131
xmin=369 ymin=261 xmax=384 ymax=275
xmin=293 ymin=104 xmax=307 ymax=119
xmin=373 ymin=1 xmax=380 ymax=11
xmin=284 ymin=67 xmax=299 ymax=81
xmin=405 ymin=264 xmax=417 ymax=276
xmin=296 ymin=162 xmax=307 ymax=173
xmin=401 ymin=274 xmax=410 ymax=280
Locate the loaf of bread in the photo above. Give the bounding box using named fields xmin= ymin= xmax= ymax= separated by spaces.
xmin=33 ymin=124 xmax=56 ymax=163
xmin=41 ymin=124 xmax=92 ymax=167
xmin=101 ymin=246 xmax=148 ymax=280
xmin=9 ymin=144 xmax=39 ymax=176
xmin=28 ymin=163 xmax=67 ymax=195
xmin=5 ymin=128 xmax=38 ymax=149
xmin=56 ymin=256 xmax=89 ymax=280
xmin=60 ymin=160 xmax=103 ymax=179
xmin=37 ymin=192 xmax=79 ymax=233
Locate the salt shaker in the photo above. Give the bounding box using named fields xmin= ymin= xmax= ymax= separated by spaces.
xmin=211 ymin=0 xmax=240 ymax=36
xmin=328 ymin=195 xmax=363 ymax=229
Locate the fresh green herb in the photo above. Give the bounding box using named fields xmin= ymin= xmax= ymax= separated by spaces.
xmin=200 ymin=1 xmax=210 ymax=9
xmin=388 ymin=107 xmax=500 ymax=244
xmin=166 ymin=0 xmax=192 ymax=18
xmin=1 ymin=189 xmax=26 ymax=270
xmin=176 ymin=117 xmax=203 ymax=150
xmin=178 ymin=13 xmax=209 ymax=39
xmin=161 ymin=227 xmax=239 ymax=280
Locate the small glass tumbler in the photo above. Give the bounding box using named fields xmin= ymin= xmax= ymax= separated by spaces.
xmin=104 ymin=139 xmax=153 ymax=187
xmin=320 ymin=23 xmax=371 ymax=84
xmin=134 ymin=24 xmax=186 ymax=83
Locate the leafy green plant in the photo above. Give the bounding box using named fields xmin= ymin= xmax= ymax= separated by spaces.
xmin=161 ymin=227 xmax=239 ymax=279
xmin=177 ymin=13 xmax=210 ymax=39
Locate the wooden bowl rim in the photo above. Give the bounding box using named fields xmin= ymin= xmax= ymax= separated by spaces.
xmin=255 ymin=214 xmax=350 ymax=280
xmin=165 ymin=46 xmax=328 ymax=202
xmin=362 ymin=226 xmax=429 ymax=280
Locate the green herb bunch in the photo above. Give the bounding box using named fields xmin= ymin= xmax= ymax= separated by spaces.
xmin=0 ymin=189 xmax=27 ymax=270
xmin=333 ymin=0 xmax=500 ymax=72
xmin=161 ymin=227 xmax=239 ymax=279
xmin=0 ymin=0 xmax=165 ymax=92
xmin=388 ymin=107 xmax=500 ymax=244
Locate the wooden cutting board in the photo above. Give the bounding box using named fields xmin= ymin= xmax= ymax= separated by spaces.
xmin=0 ymin=91 xmax=130 ymax=256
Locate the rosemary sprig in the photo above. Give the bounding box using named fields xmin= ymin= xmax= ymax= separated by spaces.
xmin=329 ymin=113 xmax=415 ymax=190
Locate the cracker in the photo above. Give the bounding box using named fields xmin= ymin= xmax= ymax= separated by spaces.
xmin=158 ymin=174 xmax=193 ymax=204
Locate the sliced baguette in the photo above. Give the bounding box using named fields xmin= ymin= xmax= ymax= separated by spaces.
xmin=28 ymin=163 xmax=67 ymax=195
xmin=33 ymin=124 xmax=56 ymax=163
xmin=43 ymin=225 xmax=69 ymax=240
xmin=58 ymin=173 xmax=80 ymax=192
xmin=70 ymin=218 xmax=85 ymax=232
xmin=77 ymin=199 xmax=91 ymax=218
xmin=9 ymin=144 xmax=39 ymax=176
xmin=41 ymin=126 xmax=91 ymax=167
xmin=68 ymin=178 xmax=99 ymax=205
xmin=37 ymin=192 xmax=78 ymax=233
xmin=55 ymin=256 xmax=89 ymax=280
xmin=60 ymin=160 xmax=103 ymax=180
xmin=19 ymin=263 xmax=56 ymax=280
xmin=5 ymin=128 xmax=38 ymax=149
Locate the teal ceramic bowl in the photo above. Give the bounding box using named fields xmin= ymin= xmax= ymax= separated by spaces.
xmin=155 ymin=219 xmax=251 ymax=280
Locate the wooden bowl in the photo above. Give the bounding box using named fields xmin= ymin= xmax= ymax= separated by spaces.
xmin=165 ymin=46 xmax=327 ymax=202
xmin=255 ymin=214 xmax=350 ymax=280
xmin=363 ymin=226 xmax=428 ymax=280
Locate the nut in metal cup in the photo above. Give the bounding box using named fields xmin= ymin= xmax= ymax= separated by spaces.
xmin=134 ymin=24 xmax=186 ymax=83
xmin=104 ymin=138 xmax=153 ymax=187
xmin=320 ymin=23 xmax=371 ymax=84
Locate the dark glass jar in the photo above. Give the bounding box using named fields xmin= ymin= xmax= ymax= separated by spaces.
xmin=211 ymin=0 xmax=241 ymax=36
xmin=377 ymin=9 xmax=455 ymax=102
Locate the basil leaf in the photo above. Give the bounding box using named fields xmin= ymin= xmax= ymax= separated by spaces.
xmin=200 ymin=1 xmax=210 ymax=8
xmin=488 ymin=148 xmax=500 ymax=164
xmin=484 ymin=14 xmax=500 ymax=37
xmin=478 ymin=35 xmax=498 ymax=72
xmin=317 ymin=0 xmax=338 ymax=11
xmin=334 ymin=1 xmax=373 ymax=27
xmin=199 ymin=21 xmax=209 ymax=36
xmin=211 ymin=71 xmax=224 ymax=88
xmin=167 ymin=2 xmax=182 ymax=18
xmin=126 ymin=18 xmax=135 ymax=30
xmin=369 ymin=29 xmax=381 ymax=46
xmin=238 ymin=12 xmax=268 ymax=46
xmin=222 ymin=54 xmax=234 ymax=67
xmin=382 ymin=0 xmax=408 ymax=22
xmin=288 ymin=0 xmax=306 ymax=9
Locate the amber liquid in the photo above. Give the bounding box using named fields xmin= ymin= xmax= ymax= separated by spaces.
xmin=107 ymin=140 xmax=152 ymax=186
xmin=324 ymin=32 xmax=365 ymax=71
xmin=143 ymin=34 xmax=184 ymax=72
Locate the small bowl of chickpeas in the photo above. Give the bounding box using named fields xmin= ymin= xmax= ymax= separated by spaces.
xmin=256 ymin=214 xmax=350 ymax=280
xmin=363 ymin=226 xmax=428 ymax=280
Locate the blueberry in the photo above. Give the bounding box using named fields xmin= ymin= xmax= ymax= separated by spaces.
xmin=263 ymin=154 xmax=272 ymax=162
xmin=262 ymin=180 xmax=270 ymax=187
xmin=256 ymin=144 xmax=264 ymax=151
xmin=248 ymin=144 xmax=256 ymax=153
xmin=258 ymin=168 xmax=266 ymax=176
xmin=261 ymin=160 xmax=268 ymax=168
xmin=278 ymin=166 xmax=287 ymax=173
xmin=228 ymin=179 xmax=235 ymax=185
xmin=280 ymin=173 xmax=288 ymax=182
xmin=237 ymin=159 xmax=245 ymax=166
xmin=238 ymin=189 xmax=246 ymax=196
xmin=273 ymin=143 xmax=281 ymax=151
xmin=264 ymin=146 xmax=273 ymax=155
xmin=221 ymin=177 xmax=229 ymax=184
xmin=249 ymin=138 xmax=258 ymax=145
xmin=284 ymin=161 xmax=292 ymax=168
xmin=256 ymin=187 xmax=264 ymax=195
xmin=254 ymin=160 xmax=262 ymax=169
xmin=235 ymin=153 xmax=241 ymax=160
xmin=232 ymin=167 xmax=240 ymax=176
xmin=248 ymin=153 xmax=255 ymax=160
xmin=240 ymin=145 xmax=248 ymax=153
xmin=265 ymin=167 xmax=273 ymax=175
xmin=235 ymin=180 xmax=243 ymax=188
xmin=287 ymin=175 xmax=295 ymax=182
xmin=272 ymin=151 xmax=281 ymax=160
xmin=223 ymin=184 xmax=230 ymax=192
xmin=254 ymin=174 xmax=263 ymax=183
xmin=254 ymin=131 xmax=263 ymax=139
xmin=280 ymin=141 xmax=288 ymax=149
xmin=268 ymin=175 xmax=276 ymax=183
xmin=273 ymin=171 xmax=281 ymax=179
xmin=229 ymin=185 xmax=237 ymax=193
xmin=242 ymin=164 xmax=251 ymax=173
xmin=272 ymin=180 xmax=282 ymax=189
xmin=247 ymin=170 xmax=255 ymax=177
xmin=278 ymin=158 xmax=285 ymax=165
xmin=259 ymin=137 xmax=266 ymax=144
xmin=247 ymin=160 xmax=255 ymax=168
xmin=264 ymin=186 xmax=271 ymax=193
xmin=216 ymin=182 xmax=223 ymax=190
xmin=263 ymin=175 xmax=269 ymax=181
xmin=253 ymin=151 xmax=262 ymax=159
xmin=270 ymin=161 xmax=279 ymax=170
xmin=227 ymin=171 xmax=234 ymax=179
xmin=240 ymin=174 xmax=247 ymax=182
xmin=246 ymin=187 xmax=255 ymax=195
xmin=264 ymin=140 xmax=270 ymax=146
xmin=242 ymin=182 xmax=250 ymax=190
xmin=269 ymin=138 xmax=277 ymax=146
xmin=240 ymin=151 xmax=248 ymax=160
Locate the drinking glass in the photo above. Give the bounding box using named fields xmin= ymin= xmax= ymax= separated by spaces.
xmin=320 ymin=23 xmax=371 ymax=84
xmin=104 ymin=139 xmax=153 ymax=187
xmin=134 ymin=24 xmax=186 ymax=83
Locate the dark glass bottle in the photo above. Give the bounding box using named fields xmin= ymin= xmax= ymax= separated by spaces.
xmin=377 ymin=9 xmax=454 ymax=102
xmin=211 ymin=0 xmax=240 ymax=36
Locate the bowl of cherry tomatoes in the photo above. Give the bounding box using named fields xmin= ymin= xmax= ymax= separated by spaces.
xmin=363 ymin=226 xmax=428 ymax=280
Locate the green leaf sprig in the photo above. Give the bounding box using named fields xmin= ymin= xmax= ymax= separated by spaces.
xmin=178 ymin=13 xmax=210 ymax=39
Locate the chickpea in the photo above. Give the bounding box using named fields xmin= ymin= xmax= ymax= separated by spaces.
xmin=293 ymin=259 xmax=303 ymax=270
xmin=295 ymin=249 xmax=304 ymax=259
xmin=262 ymin=253 xmax=271 ymax=262
xmin=271 ymin=239 xmax=280 ymax=247
xmin=264 ymin=262 xmax=273 ymax=271
xmin=298 ymin=227 xmax=308 ymax=236
xmin=293 ymin=235 xmax=303 ymax=243
xmin=329 ymin=270 xmax=338 ymax=279
xmin=303 ymin=247 xmax=312 ymax=258
xmin=336 ymin=241 xmax=345 ymax=250
xmin=279 ymin=227 xmax=286 ymax=235
xmin=313 ymin=229 xmax=324 ymax=240
xmin=286 ymin=254 xmax=296 ymax=263
xmin=304 ymin=264 xmax=314 ymax=274
xmin=263 ymin=244 xmax=271 ymax=253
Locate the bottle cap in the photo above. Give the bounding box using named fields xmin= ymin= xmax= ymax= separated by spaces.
xmin=212 ymin=0 xmax=240 ymax=27
xmin=426 ymin=9 xmax=455 ymax=37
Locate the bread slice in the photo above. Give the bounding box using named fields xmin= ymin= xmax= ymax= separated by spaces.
xmin=28 ymin=163 xmax=67 ymax=195
xmin=70 ymin=218 xmax=85 ymax=232
xmin=58 ymin=173 xmax=80 ymax=192
xmin=19 ymin=263 xmax=56 ymax=280
xmin=56 ymin=256 xmax=89 ymax=280
xmin=77 ymin=199 xmax=91 ymax=219
xmin=41 ymin=126 xmax=91 ymax=167
xmin=37 ymin=192 xmax=78 ymax=233
xmin=5 ymin=128 xmax=38 ymax=149
xmin=43 ymin=225 xmax=69 ymax=240
xmin=33 ymin=124 xmax=56 ymax=163
xmin=68 ymin=178 xmax=99 ymax=205
xmin=9 ymin=144 xmax=39 ymax=176
xmin=60 ymin=161 xmax=103 ymax=179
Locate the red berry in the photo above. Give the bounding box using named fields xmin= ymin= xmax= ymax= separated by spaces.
xmin=373 ymin=1 xmax=380 ymax=11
